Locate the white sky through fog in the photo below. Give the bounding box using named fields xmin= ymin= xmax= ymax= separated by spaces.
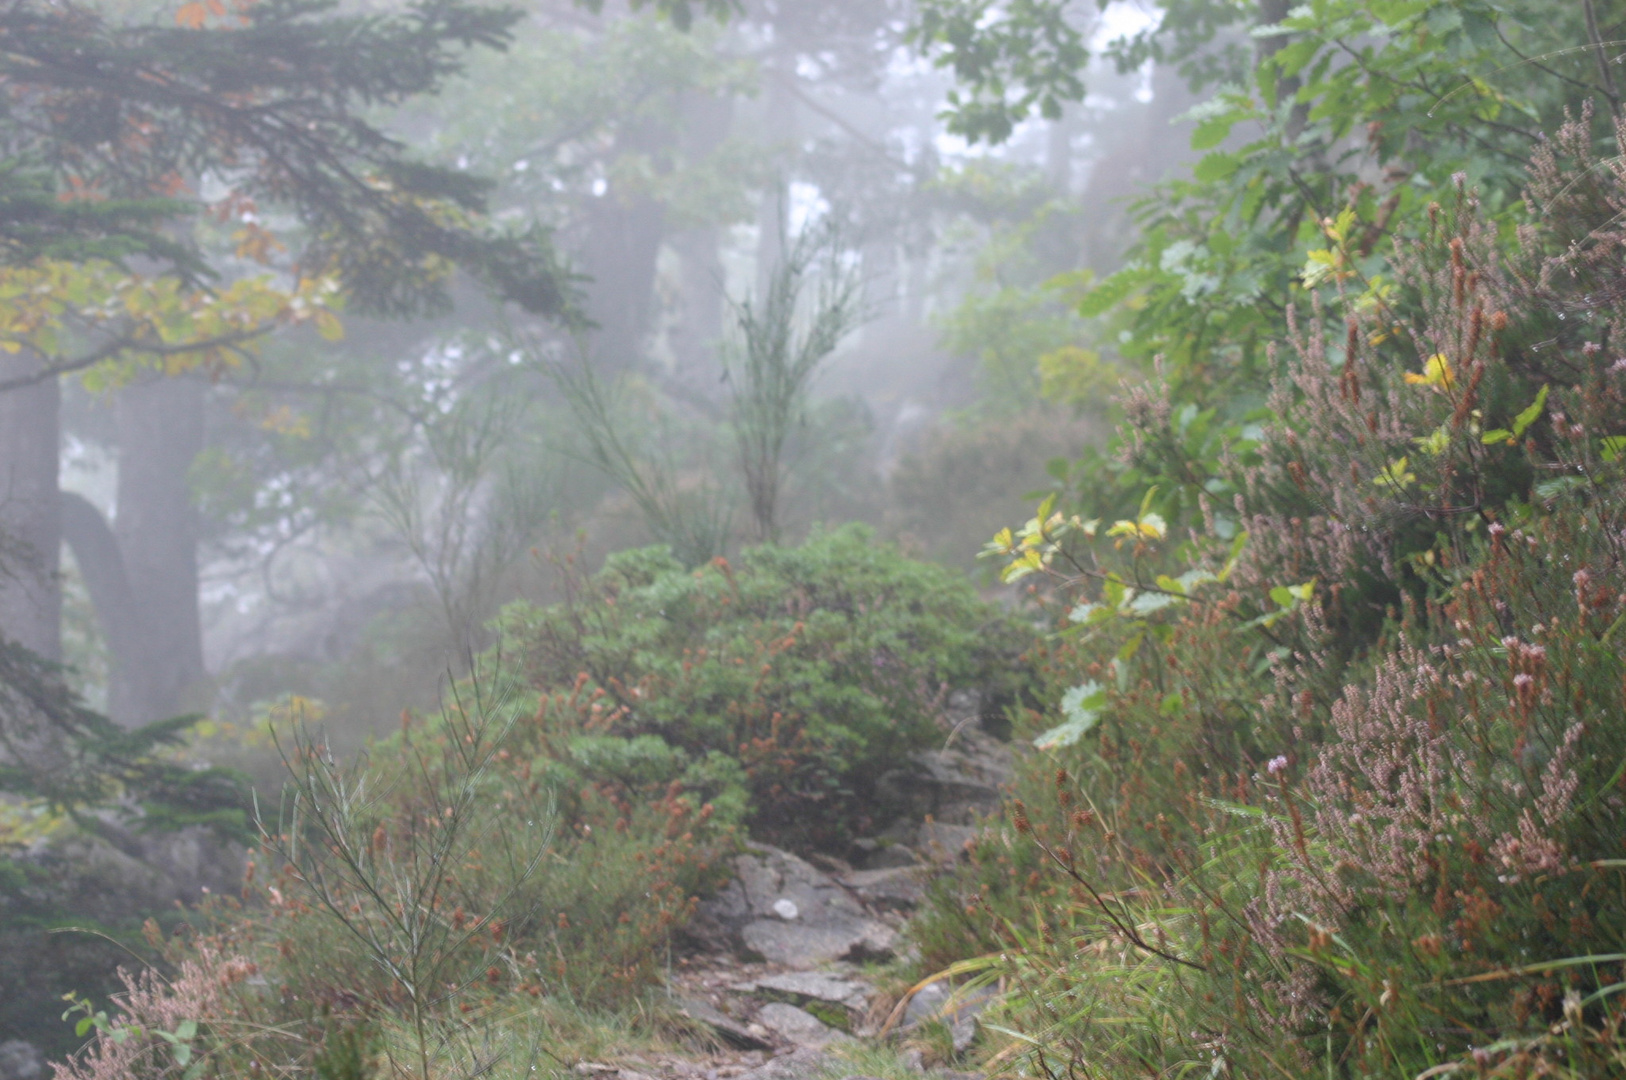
xmin=931 ymin=0 xmax=1162 ymax=160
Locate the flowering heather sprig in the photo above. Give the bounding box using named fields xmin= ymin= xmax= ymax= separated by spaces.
xmin=54 ymin=948 xmax=244 ymax=1080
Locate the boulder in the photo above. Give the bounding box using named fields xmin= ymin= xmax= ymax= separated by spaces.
xmin=873 ymin=721 xmax=1011 ymax=829
xmin=693 ymin=844 xmax=898 ymax=966
xmin=837 ymin=866 xmax=924 ymax=911
xmin=755 ymin=1002 xmax=849 ymax=1048
xmin=847 ymin=838 xmax=919 ymax=870
xmin=671 ymin=994 xmax=772 ymax=1050
xmin=0 ymin=1041 xmax=41 ymax=1080
xmin=741 ymin=971 xmax=870 ymax=1010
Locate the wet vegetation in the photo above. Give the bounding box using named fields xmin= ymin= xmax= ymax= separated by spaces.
xmin=1 ymin=0 xmax=1625 ymax=1078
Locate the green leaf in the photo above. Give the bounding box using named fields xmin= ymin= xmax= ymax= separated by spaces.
xmin=1033 ymin=681 xmax=1106 ymax=749
xmin=1116 ymin=630 xmax=1145 ymax=661
xmin=1128 ymin=591 xmax=1179 ymax=614
xmin=1511 ymin=384 xmax=1549 ymax=438
xmin=1191 ymin=115 xmax=1236 ymax=151
xmin=1413 ymin=424 xmax=1449 ymax=456
xmin=1535 ymin=475 xmax=1587 ymax=500
xmin=1076 ymin=266 xmax=1154 ymax=317
xmin=1137 ymin=485 xmax=1159 ymax=520
xmin=1068 ymin=602 xmax=1110 ymax=625
xmin=1602 ymin=435 xmax=1626 ymax=462
xmin=1193 ymin=152 xmax=1240 ymax=182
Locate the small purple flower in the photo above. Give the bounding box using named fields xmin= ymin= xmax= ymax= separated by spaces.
xmin=1267 ymin=755 xmax=1289 ymax=775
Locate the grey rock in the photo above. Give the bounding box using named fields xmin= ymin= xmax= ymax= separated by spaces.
xmin=916 ymin=822 xmax=977 ymax=864
xmin=875 ymin=725 xmax=1012 ymax=828
xmin=747 ymin=971 xmax=870 ymax=1009
xmin=755 ymin=1003 xmax=851 ymax=1049
xmin=898 ymin=980 xmax=991 ymax=1057
xmin=950 ymin=1015 xmax=978 ymax=1054
xmin=838 ymin=866 xmax=924 ymax=911
xmin=849 ymin=839 xmax=919 ymax=870
xmin=754 ymin=975 xmax=871 ymax=1008
xmin=902 ymin=980 xmax=994 ymax=1032
xmin=740 ymin=1047 xmax=830 ymax=1080
xmin=877 ymin=815 xmax=922 ymax=845
xmin=673 ymin=995 xmax=772 ymax=1050
xmin=0 ymin=1042 xmax=42 ymax=1080
xmin=741 ymin=921 xmax=896 ymax=967
xmin=694 ymin=843 xmax=899 ymax=965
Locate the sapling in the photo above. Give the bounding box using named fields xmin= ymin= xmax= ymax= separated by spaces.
xmin=260 ymin=673 xmax=551 ymax=1080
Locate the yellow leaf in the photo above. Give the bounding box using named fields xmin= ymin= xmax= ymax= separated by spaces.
xmin=314 ymin=309 xmax=344 ymax=342
xmin=1404 ymin=353 xmax=1455 ymax=390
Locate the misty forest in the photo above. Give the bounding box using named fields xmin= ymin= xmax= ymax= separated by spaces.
xmin=2 ymin=0 xmax=1626 ymax=1077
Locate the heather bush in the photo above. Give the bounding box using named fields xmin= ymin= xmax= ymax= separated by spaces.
xmin=53 ymin=944 xmax=248 ymax=1080
xmin=52 ymin=666 xmax=735 ymax=1080
xmin=500 ymin=524 xmax=1034 ymax=850
xmin=920 ymin=114 xmax=1626 ymax=1078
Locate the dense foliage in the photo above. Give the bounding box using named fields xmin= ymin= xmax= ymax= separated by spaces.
xmin=502 ymin=525 xmax=1034 ymax=849
xmin=0 ymin=639 xmax=251 ymax=1057
xmin=29 ymin=2 xmax=1626 ymax=1079
xmin=43 ymin=526 xmax=1030 ymax=1078
xmin=909 ymin=73 xmax=1626 ymax=1080
xmin=50 ymin=679 xmax=733 ymax=1080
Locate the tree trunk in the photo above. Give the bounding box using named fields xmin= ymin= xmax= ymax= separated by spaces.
xmin=59 ymin=490 xmax=152 ymax=723
xmin=753 ymin=72 xmax=797 ymax=301
xmin=110 ymin=375 xmax=207 ymax=724
xmin=581 ymin=118 xmax=670 ymax=375
xmin=0 ymin=356 xmax=61 ymax=661
xmin=668 ymin=89 xmax=736 ymax=398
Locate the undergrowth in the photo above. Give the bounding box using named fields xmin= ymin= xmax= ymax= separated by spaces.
xmin=914 ymin=111 xmax=1626 ymax=1078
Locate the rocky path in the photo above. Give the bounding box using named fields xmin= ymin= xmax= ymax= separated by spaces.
xmin=583 ymin=711 xmax=1012 ymax=1080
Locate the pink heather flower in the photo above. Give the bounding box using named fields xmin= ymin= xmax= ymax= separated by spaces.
xmin=1513 ymin=673 xmax=1534 ymax=689
xmin=1267 ymin=755 xmax=1289 ymax=775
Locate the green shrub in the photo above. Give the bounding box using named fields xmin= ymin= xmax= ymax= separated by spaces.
xmin=921 ymin=114 xmax=1626 ymax=1078
xmin=54 ymin=673 xmax=737 ymax=1080
xmin=501 ymin=523 xmax=1034 ymax=849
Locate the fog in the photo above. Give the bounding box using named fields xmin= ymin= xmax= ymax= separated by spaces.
xmin=0 ymin=0 xmax=1191 ymax=747
xmin=10 ymin=1 xmax=1625 ymax=1075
